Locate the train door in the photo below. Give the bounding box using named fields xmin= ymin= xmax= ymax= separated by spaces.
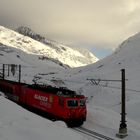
xmin=19 ymin=86 xmax=27 ymax=104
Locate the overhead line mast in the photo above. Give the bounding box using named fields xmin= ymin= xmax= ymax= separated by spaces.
xmin=88 ymin=69 xmax=128 ymax=138
xmin=0 ymin=64 xmax=21 ymax=83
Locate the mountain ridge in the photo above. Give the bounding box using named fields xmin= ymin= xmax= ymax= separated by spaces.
xmin=16 ymin=26 xmax=99 ymax=67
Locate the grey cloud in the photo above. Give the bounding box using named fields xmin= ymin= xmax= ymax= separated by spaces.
xmin=0 ymin=0 xmax=140 ymax=50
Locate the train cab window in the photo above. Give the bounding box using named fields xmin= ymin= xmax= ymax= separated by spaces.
xmin=67 ymin=100 xmax=78 ymax=107
xmin=79 ymin=99 xmax=86 ymax=107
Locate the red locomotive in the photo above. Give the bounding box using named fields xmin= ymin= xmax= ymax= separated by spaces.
xmin=0 ymin=79 xmax=87 ymax=127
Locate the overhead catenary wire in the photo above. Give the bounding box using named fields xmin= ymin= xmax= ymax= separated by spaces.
xmin=48 ymin=78 xmax=140 ymax=93
xmin=1 ymin=64 xmax=140 ymax=93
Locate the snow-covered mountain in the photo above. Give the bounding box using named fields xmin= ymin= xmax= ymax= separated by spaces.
xmin=1 ymin=24 xmax=140 ymax=139
xmin=0 ymin=25 xmax=98 ymax=81
xmin=15 ymin=26 xmax=98 ymax=67
xmin=36 ymin=32 xmax=140 ymax=139
xmin=16 ymin=26 xmax=99 ymax=67
xmin=0 ymin=26 xmax=98 ymax=68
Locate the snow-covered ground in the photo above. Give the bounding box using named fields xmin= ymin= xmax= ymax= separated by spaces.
xmin=33 ymin=32 xmax=140 ymax=139
xmin=0 ymin=26 xmax=140 ymax=139
xmin=0 ymin=95 xmax=87 ymax=140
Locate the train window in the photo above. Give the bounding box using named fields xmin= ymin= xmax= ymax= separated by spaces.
xmin=79 ymin=99 xmax=86 ymax=107
xmin=67 ymin=100 xmax=78 ymax=107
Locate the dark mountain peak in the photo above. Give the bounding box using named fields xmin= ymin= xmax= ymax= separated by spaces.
xmin=16 ymin=26 xmax=45 ymax=42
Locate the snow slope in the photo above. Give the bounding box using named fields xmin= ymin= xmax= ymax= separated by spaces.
xmin=16 ymin=26 xmax=98 ymax=66
xmin=70 ymin=32 xmax=140 ymax=139
xmin=1 ymin=25 xmax=140 ymax=139
xmin=0 ymin=94 xmax=87 ymax=140
xmin=37 ymin=32 xmax=140 ymax=139
xmin=0 ymin=26 xmax=98 ymax=68
xmin=0 ymin=43 xmax=69 ymax=84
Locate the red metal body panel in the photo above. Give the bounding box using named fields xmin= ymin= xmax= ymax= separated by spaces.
xmin=20 ymin=87 xmax=87 ymax=121
xmin=0 ymin=79 xmax=87 ymax=126
xmin=0 ymin=80 xmax=20 ymax=102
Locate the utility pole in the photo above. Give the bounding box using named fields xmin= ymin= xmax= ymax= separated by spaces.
xmin=8 ymin=64 xmax=10 ymax=76
xmin=19 ymin=65 xmax=21 ymax=83
xmin=117 ymin=69 xmax=128 ymax=138
xmin=87 ymin=69 xmax=128 ymax=138
xmin=2 ymin=64 xmax=5 ymax=80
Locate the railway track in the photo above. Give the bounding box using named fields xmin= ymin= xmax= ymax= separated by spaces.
xmin=73 ymin=127 xmax=115 ymax=140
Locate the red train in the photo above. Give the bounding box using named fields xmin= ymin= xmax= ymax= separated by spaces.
xmin=0 ymin=79 xmax=87 ymax=127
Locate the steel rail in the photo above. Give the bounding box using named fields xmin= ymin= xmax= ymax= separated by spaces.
xmin=73 ymin=127 xmax=115 ymax=140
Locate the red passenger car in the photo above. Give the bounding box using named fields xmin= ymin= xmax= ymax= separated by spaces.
xmin=0 ymin=79 xmax=87 ymax=127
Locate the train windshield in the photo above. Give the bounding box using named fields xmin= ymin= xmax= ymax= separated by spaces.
xmin=79 ymin=99 xmax=86 ymax=107
xmin=67 ymin=100 xmax=78 ymax=107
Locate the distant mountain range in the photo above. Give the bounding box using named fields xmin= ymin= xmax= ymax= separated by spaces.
xmin=0 ymin=26 xmax=98 ymax=68
xmin=1 ymin=26 xmax=140 ymax=139
xmin=16 ymin=26 xmax=99 ymax=67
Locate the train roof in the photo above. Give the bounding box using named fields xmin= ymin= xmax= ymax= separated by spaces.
xmin=0 ymin=79 xmax=84 ymax=98
xmin=28 ymin=84 xmax=81 ymax=97
xmin=0 ymin=79 xmax=27 ymax=86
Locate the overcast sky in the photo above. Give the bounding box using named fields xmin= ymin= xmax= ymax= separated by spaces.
xmin=0 ymin=0 xmax=140 ymax=58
